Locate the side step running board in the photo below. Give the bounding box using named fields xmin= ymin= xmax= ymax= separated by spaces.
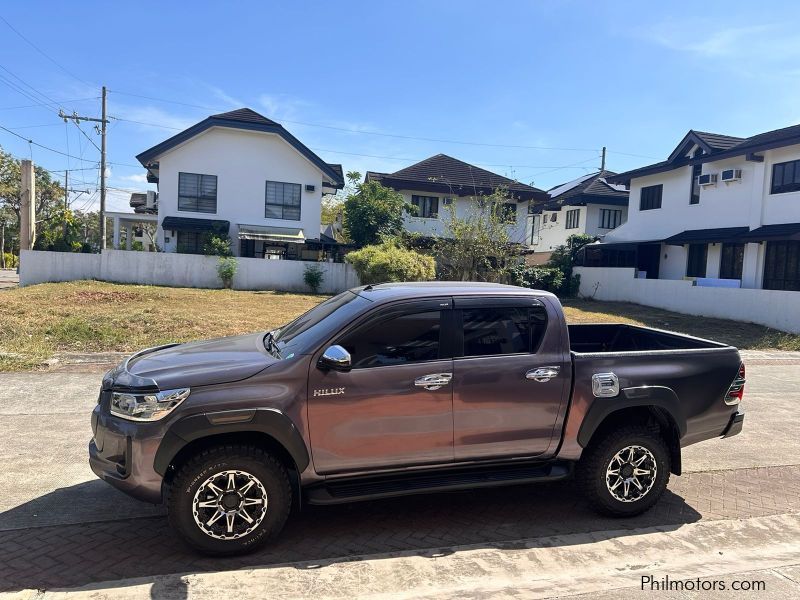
xmin=305 ymin=461 xmax=573 ymax=505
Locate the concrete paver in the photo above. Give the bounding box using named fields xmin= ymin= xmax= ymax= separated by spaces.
xmin=0 ymin=359 xmax=799 ymax=596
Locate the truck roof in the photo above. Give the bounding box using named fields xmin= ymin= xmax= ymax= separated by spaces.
xmin=352 ymin=281 xmax=557 ymax=303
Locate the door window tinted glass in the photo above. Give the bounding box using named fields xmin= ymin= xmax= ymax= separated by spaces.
xmin=339 ymin=311 xmax=441 ymax=368
xmin=462 ymin=307 xmax=545 ymax=357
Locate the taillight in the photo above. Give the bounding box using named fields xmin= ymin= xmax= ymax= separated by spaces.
xmin=726 ymin=362 xmax=746 ymax=404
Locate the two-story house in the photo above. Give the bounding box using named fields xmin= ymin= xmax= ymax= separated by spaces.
xmin=365 ymin=154 xmax=548 ymax=245
xmin=527 ymin=170 xmax=629 ymax=264
xmin=134 ymin=108 xmax=344 ymax=260
xmin=589 ymin=126 xmax=800 ymax=291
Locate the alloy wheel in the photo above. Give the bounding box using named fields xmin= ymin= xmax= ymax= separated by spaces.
xmin=605 ymin=445 xmax=657 ymax=503
xmin=192 ymin=470 xmax=268 ymax=540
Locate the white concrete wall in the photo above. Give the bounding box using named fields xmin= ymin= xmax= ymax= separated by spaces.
xmin=20 ymin=250 xmax=360 ymax=293
xmin=400 ymin=191 xmax=529 ymax=245
xmin=156 ymin=127 xmax=330 ymax=254
xmin=19 ymin=250 xmax=101 ymax=284
xmin=575 ymin=266 xmax=800 ymax=334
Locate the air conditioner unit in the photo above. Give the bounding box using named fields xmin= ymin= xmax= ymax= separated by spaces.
xmin=145 ymin=190 xmax=157 ymax=209
xmin=442 ymin=197 xmax=453 ymax=206
xmin=721 ymin=169 xmax=742 ymax=182
xmin=698 ymin=173 xmax=718 ymax=186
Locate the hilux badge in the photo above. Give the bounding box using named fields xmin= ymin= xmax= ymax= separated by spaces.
xmin=313 ymin=387 xmax=346 ymax=397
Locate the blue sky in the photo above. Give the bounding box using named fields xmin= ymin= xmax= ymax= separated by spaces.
xmin=1 ymin=1 xmax=799 ymax=212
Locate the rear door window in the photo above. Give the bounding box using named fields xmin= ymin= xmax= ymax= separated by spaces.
xmin=338 ymin=310 xmax=442 ymax=368
xmin=461 ymin=306 xmax=546 ymax=357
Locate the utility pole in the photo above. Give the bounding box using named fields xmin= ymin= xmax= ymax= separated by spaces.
xmin=0 ymin=218 xmax=5 ymax=269
xmin=100 ymin=86 xmax=107 ymax=248
xmin=600 ymin=146 xmax=607 ymax=172
xmin=63 ymin=170 xmax=69 ymax=238
xmin=58 ymin=85 xmax=109 ymax=249
xmin=20 ymin=159 xmax=36 ymax=251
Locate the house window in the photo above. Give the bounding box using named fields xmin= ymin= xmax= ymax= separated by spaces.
xmin=763 ymin=240 xmax=800 ymax=290
xmin=565 ymin=209 xmax=580 ymax=229
xmin=411 ymin=195 xmax=439 ymax=218
xmin=771 ymin=159 xmax=800 ymax=194
xmin=176 ymin=231 xmax=207 ymax=254
xmin=690 ymin=164 xmax=702 ymax=204
xmin=686 ymin=243 xmax=708 ymax=278
xmin=500 ymin=202 xmax=517 ymax=224
xmin=720 ymin=243 xmax=744 ymax=280
xmin=530 ymin=215 xmax=541 ymax=244
xmin=550 ymin=213 xmax=557 ymax=222
xmin=178 ymin=173 xmax=217 ymax=213
xmin=599 ymin=209 xmax=622 ymax=229
xmin=640 ymin=184 xmax=663 ymax=210
xmin=265 ymin=181 xmax=302 ymax=220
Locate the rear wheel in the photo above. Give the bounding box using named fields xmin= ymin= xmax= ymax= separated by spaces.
xmin=167 ymin=445 xmax=291 ymax=555
xmin=577 ymin=426 xmax=670 ymax=517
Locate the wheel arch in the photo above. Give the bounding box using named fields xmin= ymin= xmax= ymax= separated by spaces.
xmin=155 ymin=408 xmax=310 ymax=486
xmin=577 ymin=387 xmax=684 ymax=475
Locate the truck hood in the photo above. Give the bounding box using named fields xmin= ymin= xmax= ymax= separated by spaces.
xmin=105 ymin=332 xmax=276 ymax=391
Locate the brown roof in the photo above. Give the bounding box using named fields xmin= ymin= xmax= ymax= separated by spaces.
xmin=366 ymin=154 xmax=548 ymax=202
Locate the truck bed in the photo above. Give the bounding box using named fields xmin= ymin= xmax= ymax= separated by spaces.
xmin=567 ymin=323 xmax=727 ymax=354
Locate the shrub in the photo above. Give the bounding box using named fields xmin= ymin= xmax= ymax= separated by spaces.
xmin=547 ymin=233 xmax=595 ymax=297
xmin=203 ymin=234 xmax=233 ymax=257
xmin=508 ymin=264 xmax=565 ymax=293
xmin=303 ymin=263 xmax=325 ymax=294
xmin=345 ymin=242 xmax=436 ymax=285
xmin=2 ymin=253 xmax=18 ymax=269
xmin=216 ymin=257 xmax=238 ymax=289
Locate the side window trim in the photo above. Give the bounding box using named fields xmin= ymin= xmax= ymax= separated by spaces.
xmin=452 ymin=300 xmax=549 ymax=359
xmin=331 ymin=298 xmax=454 ymax=369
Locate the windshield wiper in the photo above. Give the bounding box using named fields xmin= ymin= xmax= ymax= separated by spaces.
xmin=264 ymin=331 xmax=282 ymax=358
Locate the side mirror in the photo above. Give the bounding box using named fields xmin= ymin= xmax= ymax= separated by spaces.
xmin=318 ymin=345 xmax=352 ymax=372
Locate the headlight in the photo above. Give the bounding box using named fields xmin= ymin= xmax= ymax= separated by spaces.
xmin=110 ymin=388 xmax=190 ymax=421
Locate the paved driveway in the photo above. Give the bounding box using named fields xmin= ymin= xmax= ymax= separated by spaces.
xmin=0 ymin=269 xmax=18 ymax=289
xmin=0 ymin=358 xmax=798 ymax=593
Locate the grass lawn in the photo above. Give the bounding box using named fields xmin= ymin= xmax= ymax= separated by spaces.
xmin=1 ymin=280 xmax=798 ymax=371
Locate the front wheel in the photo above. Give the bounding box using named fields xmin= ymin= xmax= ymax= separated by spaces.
xmin=167 ymin=445 xmax=291 ymax=555
xmin=577 ymin=426 xmax=670 ymax=517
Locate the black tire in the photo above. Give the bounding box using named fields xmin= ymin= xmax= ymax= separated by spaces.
xmin=577 ymin=426 xmax=670 ymax=517
xmin=167 ymin=444 xmax=291 ymax=555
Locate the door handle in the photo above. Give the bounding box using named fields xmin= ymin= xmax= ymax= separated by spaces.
xmin=526 ymin=366 xmax=560 ymax=382
xmin=415 ymin=373 xmax=453 ymax=391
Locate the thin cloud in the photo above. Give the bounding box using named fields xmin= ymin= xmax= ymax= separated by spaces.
xmin=644 ymin=20 xmax=789 ymax=59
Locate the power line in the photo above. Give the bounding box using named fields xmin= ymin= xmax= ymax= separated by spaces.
xmin=0 ymin=97 xmax=99 ymax=110
xmin=107 ymin=90 xmax=600 ymax=153
xmin=0 ymin=123 xmax=99 ymax=162
xmin=0 ymin=15 xmax=94 ymax=87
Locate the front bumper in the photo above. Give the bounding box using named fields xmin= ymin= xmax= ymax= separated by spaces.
xmin=721 ymin=410 xmax=745 ymax=438
xmin=89 ymin=403 xmax=165 ymax=504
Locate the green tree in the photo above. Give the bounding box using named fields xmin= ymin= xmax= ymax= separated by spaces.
xmin=434 ymin=188 xmax=521 ymax=282
xmin=547 ymin=233 xmax=596 ymax=297
xmin=342 ymin=172 xmax=409 ymax=247
xmin=0 ymin=146 xmax=69 ymax=252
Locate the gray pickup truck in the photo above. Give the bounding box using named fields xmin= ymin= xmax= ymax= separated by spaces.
xmin=90 ymin=282 xmax=745 ymax=555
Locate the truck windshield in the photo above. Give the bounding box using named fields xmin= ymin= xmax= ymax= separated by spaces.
xmin=270 ymin=290 xmax=370 ymax=356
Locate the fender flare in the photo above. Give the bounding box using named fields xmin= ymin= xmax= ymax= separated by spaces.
xmin=153 ymin=408 xmax=310 ymax=476
xmin=577 ymin=386 xmax=686 ymax=449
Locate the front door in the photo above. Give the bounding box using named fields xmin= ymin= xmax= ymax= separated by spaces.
xmin=307 ymin=299 xmax=454 ymax=475
xmin=637 ymin=243 xmax=661 ymax=279
xmin=451 ymin=297 xmax=569 ymax=461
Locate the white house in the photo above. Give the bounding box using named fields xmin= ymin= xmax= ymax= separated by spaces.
xmin=365 ymin=154 xmax=548 ymax=245
xmin=131 ymin=108 xmax=345 ymax=260
xmin=527 ymin=170 xmax=629 ymax=264
xmin=582 ymin=126 xmax=800 ymax=292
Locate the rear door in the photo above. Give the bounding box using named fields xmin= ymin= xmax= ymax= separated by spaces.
xmin=307 ymin=298 xmax=455 ymax=474
xmin=451 ymin=296 xmax=569 ymax=461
